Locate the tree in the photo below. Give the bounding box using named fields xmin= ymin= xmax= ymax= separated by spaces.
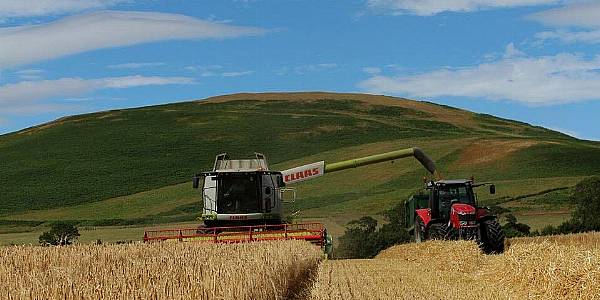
xmin=336 ymin=216 xmax=378 ymax=259
xmin=534 ymin=177 xmax=600 ymax=236
xmin=39 ymin=222 xmax=80 ymax=246
xmin=571 ymin=177 xmax=600 ymax=230
xmin=335 ymin=200 xmax=412 ymax=259
xmin=502 ymin=214 xmax=531 ymax=237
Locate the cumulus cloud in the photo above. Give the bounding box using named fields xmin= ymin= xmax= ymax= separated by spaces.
xmin=359 ymin=46 xmax=600 ymax=105
xmin=366 ymin=0 xmax=561 ymax=16
xmin=0 ymin=11 xmax=267 ymax=68
xmin=0 ymin=75 xmax=194 ymax=107
xmin=0 ymin=0 xmax=124 ymax=18
xmin=530 ymin=2 xmax=600 ymax=44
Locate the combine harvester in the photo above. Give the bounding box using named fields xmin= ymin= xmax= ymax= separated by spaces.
xmin=144 ymin=148 xmax=436 ymax=253
xmin=144 ymin=147 xmax=505 ymax=254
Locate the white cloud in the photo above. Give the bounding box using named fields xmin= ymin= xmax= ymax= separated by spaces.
xmin=184 ymin=65 xmax=223 ymax=77
xmin=366 ymin=0 xmax=561 ymax=16
xmin=221 ymin=71 xmax=254 ymax=77
xmin=14 ymin=68 xmax=44 ymax=80
xmin=503 ymin=43 xmax=525 ymax=58
xmin=107 ymin=62 xmax=166 ymax=69
xmin=362 ymin=67 xmax=382 ymax=75
xmin=529 ymin=2 xmax=600 ymax=28
xmin=530 ymin=2 xmax=600 ymax=44
xmin=0 ymin=0 xmax=124 ymax=18
xmin=294 ymin=63 xmax=338 ymax=74
xmin=359 ymin=46 xmax=600 ymax=105
xmin=0 ymin=11 xmax=266 ymax=68
xmin=276 ymin=63 xmax=339 ymax=75
xmin=0 ymin=75 xmax=194 ymax=107
xmin=99 ymin=75 xmax=194 ymax=88
xmin=536 ymin=30 xmax=600 ymax=44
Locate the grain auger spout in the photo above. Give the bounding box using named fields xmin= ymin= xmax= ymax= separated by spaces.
xmin=281 ymin=147 xmax=439 ymax=184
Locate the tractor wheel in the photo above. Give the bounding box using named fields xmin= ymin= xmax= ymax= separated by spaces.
xmin=414 ymin=217 xmax=425 ymax=243
xmin=428 ymin=223 xmax=448 ymax=240
xmin=479 ymin=219 xmax=505 ymax=254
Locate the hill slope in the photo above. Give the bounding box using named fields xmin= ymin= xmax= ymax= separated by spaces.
xmin=1 ymin=92 xmax=599 ymax=239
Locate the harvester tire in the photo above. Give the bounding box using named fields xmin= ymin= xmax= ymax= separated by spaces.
xmin=414 ymin=218 xmax=425 ymax=243
xmin=479 ymin=219 xmax=505 ymax=254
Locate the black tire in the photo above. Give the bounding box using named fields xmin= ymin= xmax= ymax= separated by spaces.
xmin=479 ymin=219 xmax=505 ymax=254
xmin=428 ymin=223 xmax=448 ymax=240
xmin=414 ymin=217 xmax=425 ymax=243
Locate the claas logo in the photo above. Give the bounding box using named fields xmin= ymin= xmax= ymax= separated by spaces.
xmin=284 ymin=168 xmax=320 ymax=182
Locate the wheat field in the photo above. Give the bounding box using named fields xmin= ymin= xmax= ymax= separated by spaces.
xmin=3 ymin=233 xmax=600 ymax=299
xmin=0 ymin=241 xmax=322 ymax=300
xmin=309 ymin=232 xmax=600 ymax=299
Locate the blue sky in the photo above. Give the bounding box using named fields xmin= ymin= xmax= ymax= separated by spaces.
xmin=1 ymin=0 xmax=599 ymax=140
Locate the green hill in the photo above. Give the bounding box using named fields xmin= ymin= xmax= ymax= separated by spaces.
xmin=1 ymin=92 xmax=599 ymax=243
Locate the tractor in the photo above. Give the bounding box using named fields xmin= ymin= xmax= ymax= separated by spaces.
xmin=405 ymin=179 xmax=505 ymax=254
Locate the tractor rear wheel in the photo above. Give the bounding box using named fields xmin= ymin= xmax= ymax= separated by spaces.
xmin=414 ymin=217 xmax=425 ymax=243
xmin=479 ymin=219 xmax=505 ymax=254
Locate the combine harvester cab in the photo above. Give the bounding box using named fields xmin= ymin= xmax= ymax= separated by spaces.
xmin=405 ymin=179 xmax=505 ymax=254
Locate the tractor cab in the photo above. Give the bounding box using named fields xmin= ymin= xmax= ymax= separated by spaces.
xmin=428 ymin=179 xmax=478 ymax=220
xmin=193 ymin=153 xmax=287 ymax=227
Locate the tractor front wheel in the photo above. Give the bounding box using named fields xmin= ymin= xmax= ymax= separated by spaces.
xmin=479 ymin=219 xmax=505 ymax=254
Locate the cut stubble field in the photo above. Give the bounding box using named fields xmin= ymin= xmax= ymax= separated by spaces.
xmin=310 ymin=233 xmax=600 ymax=299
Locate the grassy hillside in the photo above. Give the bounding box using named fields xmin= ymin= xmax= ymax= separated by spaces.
xmin=1 ymin=92 xmax=599 ymax=243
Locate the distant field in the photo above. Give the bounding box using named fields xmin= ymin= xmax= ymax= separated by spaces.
xmin=0 ymin=222 xmax=202 ymax=246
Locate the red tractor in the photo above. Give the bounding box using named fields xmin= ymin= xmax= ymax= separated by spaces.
xmin=405 ymin=179 xmax=505 ymax=254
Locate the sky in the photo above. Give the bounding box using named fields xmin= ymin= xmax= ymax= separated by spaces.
xmin=0 ymin=0 xmax=599 ymax=140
